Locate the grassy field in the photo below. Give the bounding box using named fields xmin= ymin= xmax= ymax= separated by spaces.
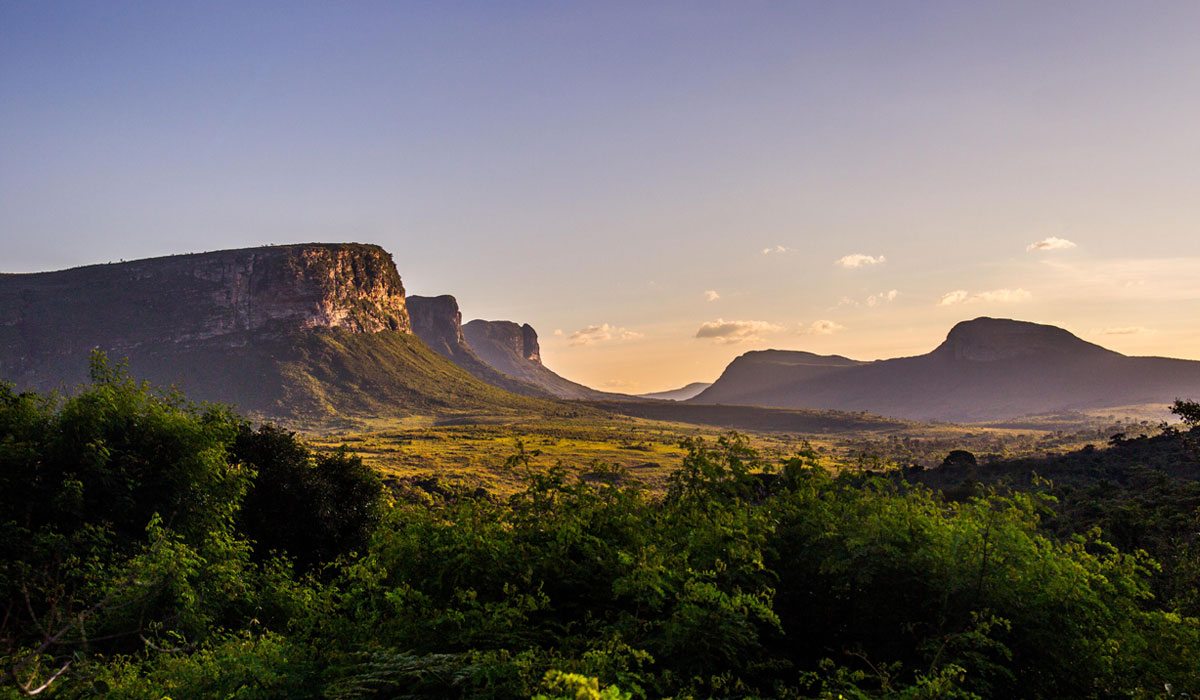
xmin=305 ymin=400 xmax=1164 ymax=496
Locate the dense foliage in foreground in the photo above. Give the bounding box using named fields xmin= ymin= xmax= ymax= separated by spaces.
xmin=3 ymin=363 xmax=1199 ymax=699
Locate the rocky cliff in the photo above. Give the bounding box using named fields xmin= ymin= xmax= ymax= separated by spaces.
xmin=0 ymin=244 xmax=566 ymax=422
xmin=1 ymin=243 xmax=409 ymax=379
xmin=462 ymin=320 xmax=622 ymax=400
xmin=407 ymin=295 xmax=551 ymax=398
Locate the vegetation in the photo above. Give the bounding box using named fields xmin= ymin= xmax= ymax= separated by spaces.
xmin=3 ymin=363 xmax=1199 ymax=698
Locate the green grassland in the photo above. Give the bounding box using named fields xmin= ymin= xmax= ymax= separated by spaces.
xmin=306 ymin=402 xmax=1144 ymax=496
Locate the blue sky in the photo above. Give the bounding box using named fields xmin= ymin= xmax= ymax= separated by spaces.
xmin=4 ymin=2 xmax=1200 ymax=391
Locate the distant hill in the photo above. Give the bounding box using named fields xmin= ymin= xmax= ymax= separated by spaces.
xmin=462 ymin=320 xmax=624 ymax=400
xmin=407 ymin=295 xmax=552 ymax=398
xmin=0 ymin=244 xmax=564 ymax=423
xmin=693 ymin=350 xmax=864 ymax=405
xmin=638 ymin=382 xmax=712 ymax=401
xmin=691 ymin=317 xmax=1200 ymax=422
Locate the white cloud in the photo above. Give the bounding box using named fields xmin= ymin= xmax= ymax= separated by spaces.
xmin=938 ymin=290 xmax=971 ymax=306
xmin=800 ymin=319 xmax=844 ymax=335
xmin=695 ymin=318 xmax=784 ymax=344
xmin=553 ymin=329 xmax=563 ymax=336
xmin=835 ymin=253 xmax=886 ymax=269
xmin=938 ymin=288 xmax=1031 ymax=306
xmin=568 ymin=324 xmax=644 ymax=346
xmin=762 ymin=245 xmax=789 ymax=255
xmin=1098 ymin=326 xmax=1151 ymax=335
xmin=1027 ymin=236 xmax=1077 ymax=252
xmin=866 ymin=289 xmax=900 ymax=307
xmin=704 ymin=289 xmax=720 ymax=301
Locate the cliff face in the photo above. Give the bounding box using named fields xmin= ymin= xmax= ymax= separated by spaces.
xmin=0 ymin=243 xmax=410 ymax=389
xmin=462 ymin=319 xmax=623 ymax=400
xmin=406 ymin=295 xmax=465 ymax=355
xmin=406 ymin=296 xmax=552 ymax=398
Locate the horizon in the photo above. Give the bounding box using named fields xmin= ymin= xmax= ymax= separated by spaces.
xmin=4 ymin=2 xmax=1200 ymax=391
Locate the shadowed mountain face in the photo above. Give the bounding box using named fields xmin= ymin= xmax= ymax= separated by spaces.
xmin=638 ymin=382 xmax=713 ymax=401
xmin=693 ymin=350 xmax=865 ymax=405
xmin=0 ymin=245 xmax=556 ymax=422
xmin=406 ymin=295 xmax=552 ymax=398
xmin=462 ymin=320 xmax=621 ymax=400
xmin=692 ymin=318 xmax=1200 ymax=422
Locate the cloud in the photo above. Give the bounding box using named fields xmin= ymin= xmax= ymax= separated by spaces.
xmin=553 ymin=329 xmax=563 ymax=336
xmin=938 ymin=290 xmax=970 ymax=306
xmin=762 ymin=245 xmax=789 ymax=255
xmin=1098 ymin=326 xmax=1150 ymax=335
xmin=800 ymin=319 xmax=844 ymax=335
xmin=568 ymin=324 xmax=644 ymax=346
xmin=704 ymin=290 xmax=720 ymax=301
xmin=695 ymin=318 xmax=783 ymax=344
xmin=938 ymin=288 xmax=1031 ymax=306
xmin=1027 ymin=236 xmax=1077 ymax=251
xmin=835 ymin=253 xmax=886 ymax=269
xmin=866 ymin=289 xmax=900 ymax=307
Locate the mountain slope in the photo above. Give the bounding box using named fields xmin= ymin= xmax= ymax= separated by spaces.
xmin=407 ymin=295 xmax=552 ymax=398
xmin=462 ymin=319 xmax=624 ymax=400
xmin=691 ymin=318 xmax=1200 ymax=422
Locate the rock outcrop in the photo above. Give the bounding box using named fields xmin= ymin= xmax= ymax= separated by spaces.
xmin=462 ymin=320 xmax=621 ymax=400
xmin=1 ymin=243 xmax=409 ymax=384
xmin=407 ymin=295 xmax=551 ymax=398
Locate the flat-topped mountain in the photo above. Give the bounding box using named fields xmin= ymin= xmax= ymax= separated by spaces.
xmin=406 ymin=295 xmax=551 ymax=398
xmin=692 ymin=317 xmax=1200 ymax=422
xmin=462 ymin=320 xmax=620 ymax=400
xmin=1 ymin=243 xmax=408 ymax=367
xmin=0 ymin=244 xmax=555 ymax=421
xmin=693 ymin=350 xmax=865 ymax=405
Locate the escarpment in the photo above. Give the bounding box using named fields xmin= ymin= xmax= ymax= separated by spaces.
xmin=407 ymin=295 xmax=552 ymax=398
xmin=1 ymin=243 xmax=409 ymax=369
xmin=462 ymin=319 xmax=625 ymax=400
xmin=0 ymin=244 xmax=558 ymax=421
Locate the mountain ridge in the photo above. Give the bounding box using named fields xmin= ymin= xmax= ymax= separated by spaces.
xmin=691 ymin=317 xmax=1200 ymax=422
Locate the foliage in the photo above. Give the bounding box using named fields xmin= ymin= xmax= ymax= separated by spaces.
xmin=3 ymin=366 xmax=1199 ymax=698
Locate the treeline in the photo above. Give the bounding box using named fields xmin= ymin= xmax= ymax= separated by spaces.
xmin=2 ymin=358 xmax=1199 ymax=699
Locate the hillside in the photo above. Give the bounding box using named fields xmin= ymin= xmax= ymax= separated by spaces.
xmin=462 ymin=319 xmax=624 ymax=400
xmin=0 ymin=244 xmax=566 ymax=423
xmin=693 ymin=350 xmax=864 ymax=405
xmin=692 ymin=317 xmax=1200 ymax=422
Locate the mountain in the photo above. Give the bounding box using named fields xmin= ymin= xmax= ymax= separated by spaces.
xmin=462 ymin=320 xmax=621 ymax=399
xmin=638 ymin=382 xmax=713 ymax=401
xmin=692 ymin=350 xmax=865 ymax=405
xmin=406 ymin=294 xmax=552 ymax=398
xmin=0 ymin=244 xmax=559 ymax=422
xmin=691 ymin=317 xmax=1200 ymax=422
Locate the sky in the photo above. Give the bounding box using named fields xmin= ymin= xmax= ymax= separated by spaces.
xmin=3 ymin=2 xmax=1200 ymax=393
